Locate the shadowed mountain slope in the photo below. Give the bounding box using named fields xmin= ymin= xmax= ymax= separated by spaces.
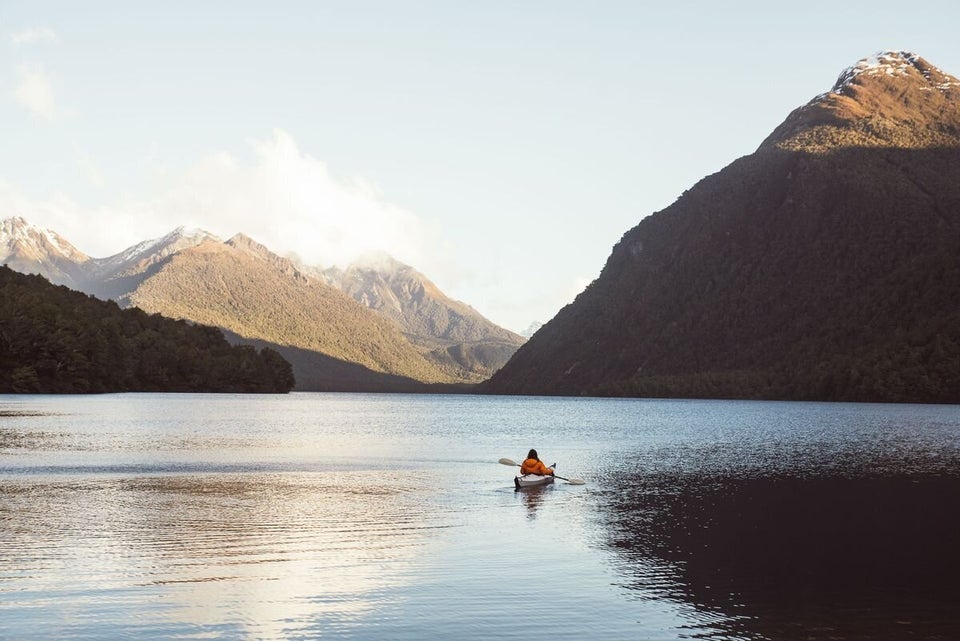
xmin=486 ymin=51 xmax=960 ymax=402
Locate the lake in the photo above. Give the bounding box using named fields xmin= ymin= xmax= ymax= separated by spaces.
xmin=1 ymin=393 xmax=959 ymax=640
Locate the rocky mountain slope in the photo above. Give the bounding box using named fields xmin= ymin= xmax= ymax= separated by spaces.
xmin=0 ymin=216 xmax=90 ymax=290
xmin=485 ymin=51 xmax=960 ymax=403
xmin=324 ymin=254 xmax=524 ymax=381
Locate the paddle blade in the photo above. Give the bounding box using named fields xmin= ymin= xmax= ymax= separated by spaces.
xmin=498 ymin=458 xmax=519 ymax=467
xmin=566 ymin=478 xmax=586 ymax=485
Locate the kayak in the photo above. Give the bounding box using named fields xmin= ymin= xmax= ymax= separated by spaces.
xmin=514 ymin=473 xmax=555 ymax=489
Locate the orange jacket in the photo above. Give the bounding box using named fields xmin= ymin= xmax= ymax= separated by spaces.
xmin=520 ymin=458 xmax=553 ymax=476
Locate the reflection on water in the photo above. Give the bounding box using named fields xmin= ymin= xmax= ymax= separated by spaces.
xmin=595 ymin=460 xmax=960 ymax=639
xmin=0 ymin=471 xmax=448 ymax=640
xmin=516 ymin=484 xmax=553 ymax=520
xmin=2 ymin=394 xmax=960 ymax=640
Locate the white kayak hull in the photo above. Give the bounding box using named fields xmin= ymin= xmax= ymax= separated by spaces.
xmin=514 ymin=474 xmax=555 ymax=489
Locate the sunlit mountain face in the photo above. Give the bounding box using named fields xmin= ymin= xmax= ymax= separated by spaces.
xmin=0 ymin=218 xmax=523 ymax=390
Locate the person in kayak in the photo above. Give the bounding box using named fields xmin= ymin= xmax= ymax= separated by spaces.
xmin=520 ymin=449 xmax=554 ymax=476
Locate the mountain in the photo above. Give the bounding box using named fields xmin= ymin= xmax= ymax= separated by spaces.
xmin=324 ymin=253 xmax=525 ymax=382
xmin=0 ymin=216 xmax=90 ymax=290
xmin=124 ymin=238 xmax=453 ymax=386
xmin=88 ymin=227 xmax=221 ymax=301
xmin=762 ymin=51 xmax=960 ymax=152
xmin=486 ymin=51 xmax=960 ymax=403
xmin=0 ymin=220 xmax=218 ymax=301
xmin=0 ymin=218 xmax=521 ymax=390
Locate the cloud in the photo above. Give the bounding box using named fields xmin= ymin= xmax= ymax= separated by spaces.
xmin=13 ymin=64 xmax=57 ymax=120
xmin=1 ymin=130 xmax=431 ymax=268
xmin=10 ymin=27 xmax=58 ymax=46
xmin=0 ymin=180 xmax=90 ymax=241
xmin=151 ymin=129 xmax=429 ymax=267
xmin=76 ymin=152 xmax=106 ymax=189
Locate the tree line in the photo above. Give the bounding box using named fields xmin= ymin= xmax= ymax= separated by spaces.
xmin=0 ymin=266 xmax=294 ymax=393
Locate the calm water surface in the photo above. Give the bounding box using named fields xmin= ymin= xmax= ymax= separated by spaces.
xmin=1 ymin=393 xmax=959 ymax=640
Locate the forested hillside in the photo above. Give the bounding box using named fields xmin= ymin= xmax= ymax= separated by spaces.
xmin=485 ymin=52 xmax=960 ymax=403
xmin=0 ymin=266 xmax=294 ymax=393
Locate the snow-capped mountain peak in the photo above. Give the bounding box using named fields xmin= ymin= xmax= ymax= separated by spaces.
xmin=817 ymin=50 xmax=959 ymax=102
xmin=94 ymin=226 xmax=220 ymax=276
xmin=0 ymin=216 xmax=89 ymax=263
xmin=834 ymin=50 xmax=921 ymax=87
xmin=762 ymin=51 xmax=960 ymax=152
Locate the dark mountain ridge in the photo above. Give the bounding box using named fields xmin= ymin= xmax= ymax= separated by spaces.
xmin=486 ymin=51 xmax=960 ymax=402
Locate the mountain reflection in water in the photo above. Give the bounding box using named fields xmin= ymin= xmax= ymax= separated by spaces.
xmin=596 ymin=469 xmax=960 ymax=640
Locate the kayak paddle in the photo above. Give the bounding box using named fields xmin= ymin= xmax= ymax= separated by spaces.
xmin=498 ymin=457 xmax=585 ymax=485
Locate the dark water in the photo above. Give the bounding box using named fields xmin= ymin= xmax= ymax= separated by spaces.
xmin=1 ymin=394 xmax=958 ymax=640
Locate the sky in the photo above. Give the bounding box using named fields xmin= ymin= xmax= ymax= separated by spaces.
xmin=2 ymin=1 xmax=959 ymax=333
